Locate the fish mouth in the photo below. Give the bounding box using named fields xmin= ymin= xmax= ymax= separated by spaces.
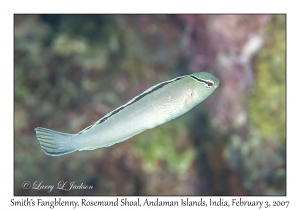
xmin=214 ymin=77 xmax=220 ymax=89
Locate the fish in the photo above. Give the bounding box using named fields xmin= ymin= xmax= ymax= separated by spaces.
xmin=35 ymin=72 xmax=219 ymax=156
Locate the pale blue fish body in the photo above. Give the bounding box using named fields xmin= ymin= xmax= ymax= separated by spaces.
xmin=35 ymin=72 xmax=219 ymax=156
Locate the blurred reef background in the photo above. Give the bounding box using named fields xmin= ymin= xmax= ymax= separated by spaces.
xmin=14 ymin=14 xmax=286 ymax=195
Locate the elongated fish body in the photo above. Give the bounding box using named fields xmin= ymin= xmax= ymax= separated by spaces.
xmin=35 ymin=72 xmax=219 ymax=156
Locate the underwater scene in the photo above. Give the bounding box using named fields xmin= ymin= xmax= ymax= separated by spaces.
xmin=14 ymin=14 xmax=285 ymax=195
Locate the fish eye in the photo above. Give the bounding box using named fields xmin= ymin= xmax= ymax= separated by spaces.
xmin=205 ymin=80 xmax=214 ymax=88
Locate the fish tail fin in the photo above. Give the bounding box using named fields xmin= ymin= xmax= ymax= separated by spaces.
xmin=35 ymin=127 xmax=76 ymax=156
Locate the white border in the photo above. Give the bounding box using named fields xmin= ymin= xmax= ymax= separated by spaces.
xmin=2 ymin=0 xmax=299 ymax=209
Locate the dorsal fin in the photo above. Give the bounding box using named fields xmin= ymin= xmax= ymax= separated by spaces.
xmin=75 ymin=75 xmax=186 ymax=136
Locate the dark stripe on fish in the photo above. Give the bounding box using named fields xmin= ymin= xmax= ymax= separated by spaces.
xmin=190 ymin=75 xmax=214 ymax=87
xmin=77 ymin=76 xmax=186 ymax=134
